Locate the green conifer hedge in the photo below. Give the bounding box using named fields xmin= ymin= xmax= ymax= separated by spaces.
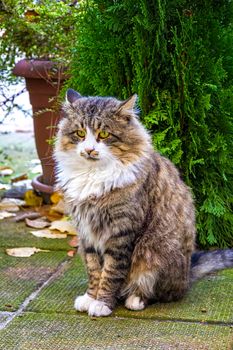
xmin=68 ymin=0 xmax=233 ymax=248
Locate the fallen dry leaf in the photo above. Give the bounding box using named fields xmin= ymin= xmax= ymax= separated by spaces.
xmin=25 ymin=217 xmax=50 ymax=229
xmin=30 ymin=229 xmax=67 ymax=239
xmin=0 ymin=183 xmax=11 ymax=190
xmin=14 ymin=211 xmax=41 ymax=222
xmin=49 ymin=220 xmax=77 ymax=235
xmin=11 ymin=173 xmax=28 ymax=183
xmin=24 ymin=190 xmax=43 ymax=207
xmin=69 ymin=236 xmax=79 ymax=248
xmin=0 ymin=198 xmax=25 ymax=212
xmin=0 ymin=211 xmax=16 ymax=220
xmin=67 ymin=250 xmax=76 ymax=257
xmin=50 ymin=199 xmax=65 ymax=214
xmin=0 ymin=166 xmax=13 ymax=176
xmin=6 ymin=247 xmax=50 ymax=257
xmin=50 ymin=192 xmax=63 ymax=204
xmin=35 ymin=205 xmax=63 ymax=222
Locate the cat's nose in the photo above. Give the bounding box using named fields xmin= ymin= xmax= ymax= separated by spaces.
xmin=85 ymin=148 xmax=95 ymax=155
xmin=84 ymin=148 xmax=99 ymax=157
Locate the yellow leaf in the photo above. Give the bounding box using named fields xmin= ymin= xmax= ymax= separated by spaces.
xmin=24 ymin=190 xmax=43 ymax=207
xmin=6 ymin=247 xmax=50 ymax=257
xmin=30 ymin=229 xmax=67 ymax=239
xmin=49 ymin=220 xmax=77 ymax=236
xmin=50 ymin=192 xmax=63 ymax=204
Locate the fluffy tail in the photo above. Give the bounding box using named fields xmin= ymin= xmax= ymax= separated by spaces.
xmin=190 ymin=249 xmax=233 ymax=282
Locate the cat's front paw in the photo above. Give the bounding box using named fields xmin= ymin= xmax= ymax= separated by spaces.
xmin=74 ymin=293 xmax=95 ymax=312
xmin=88 ymin=300 xmax=112 ymax=317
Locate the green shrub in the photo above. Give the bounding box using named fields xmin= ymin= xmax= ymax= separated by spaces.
xmin=68 ymin=0 xmax=233 ymax=248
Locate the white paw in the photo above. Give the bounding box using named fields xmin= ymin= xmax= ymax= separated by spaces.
xmin=74 ymin=293 xmax=95 ymax=312
xmin=125 ymin=295 xmax=145 ymax=310
xmin=88 ymin=300 xmax=112 ymax=317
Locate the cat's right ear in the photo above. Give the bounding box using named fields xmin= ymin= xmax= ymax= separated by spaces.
xmin=66 ymin=89 xmax=82 ymax=104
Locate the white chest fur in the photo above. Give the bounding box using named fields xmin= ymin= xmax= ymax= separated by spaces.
xmin=55 ymin=140 xmax=143 ymax=251
xmin=55 ymin=147 xmax=141 ymax=202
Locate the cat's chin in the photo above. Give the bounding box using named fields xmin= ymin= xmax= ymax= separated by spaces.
xmin=80 ymin=155 xmax=100 ymax=162
xmin=86 ymin=157 xmax=100 ymax=161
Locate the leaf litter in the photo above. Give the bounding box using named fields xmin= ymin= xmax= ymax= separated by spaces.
xmin=49 ymin=219 xmax=77 ymax=235
xmin=30 ymin=229 xmax=67 ymax=239
xmin=25 ymin=217 xmax=50 ymax=229
xmin=1 ymin=176 xmax=78 ymax=255
xmin=0 ymin=211 xmax=16 ymax=220
xmin=6 ymin=247 xmax=50 ymax=257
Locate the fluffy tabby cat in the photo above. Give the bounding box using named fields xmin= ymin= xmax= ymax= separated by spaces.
xmin=54 ymin=89 xmax=233 ymax=317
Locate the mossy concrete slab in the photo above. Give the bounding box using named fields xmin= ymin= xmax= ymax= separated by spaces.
xmin=0 ymin=248 xmax=67 ymax=311
xmin=26 ymin=255 xmax=86 ymax=313
xmin=117 ymin=269 xmax=233 ymax=324
xmin=0 ymin=220 xmax=70 ymax=251
xmin=27 ymin=255 xmax=233 ymax=324
xmin=0 ymin=312 xmax=232 ymax=350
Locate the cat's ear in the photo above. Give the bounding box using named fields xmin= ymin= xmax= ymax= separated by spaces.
xmin=118 ymin=94 xmax=138 ymax=113
xmin=66 ymin=89 xmax=82 ymax=104
xmin=116 ymin=94 xmax=138 ymax=122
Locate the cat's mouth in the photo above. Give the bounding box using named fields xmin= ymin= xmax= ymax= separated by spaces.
xmin=86 ymin=156 xmax=99 ymax=161
xmin=80 ymin=152 xmax=100 ymax=161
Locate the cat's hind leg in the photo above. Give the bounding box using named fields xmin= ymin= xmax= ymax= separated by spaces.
xmin=125 ymin=294 xmax=147 ymax=310
xmin=124 ymin=250 xmax=191 ymax=310
xmin=124 ymin=269 xmax=156 ymax=310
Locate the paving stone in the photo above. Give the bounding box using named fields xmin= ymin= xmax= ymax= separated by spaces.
xmin=0 ymin=312 xmax=232 ymax=350
xmin=26 ymin=255 xmax=86 ymax=313
xmin=26 ymin=255 xmax=233 ymax=324
xmin=0 ymin=248 xmax=68 ymax=311
xmin=0 ymin=312 xmax=12 ymax=326
xmin=117 ymin=269 xmax=233 ymax=324
xmin=0 ymin=220 xmax=70 ymax=251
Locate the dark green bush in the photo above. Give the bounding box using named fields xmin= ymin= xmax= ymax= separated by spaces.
xmin=68 ymin=0 xmax=233 ymax=248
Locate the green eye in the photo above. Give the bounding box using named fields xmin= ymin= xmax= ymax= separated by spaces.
xmin=98 ymin=130 xmax=110 ymax=139
xmin=75 ymin=129 xmax=86 ymax=138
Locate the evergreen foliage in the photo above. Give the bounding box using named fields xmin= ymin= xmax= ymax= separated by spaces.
xmin=68 ymin=0 xmax=233 ymax=248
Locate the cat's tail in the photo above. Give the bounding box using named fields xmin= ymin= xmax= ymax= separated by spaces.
xmin=190 ymin=249 xmax=233 ymax=282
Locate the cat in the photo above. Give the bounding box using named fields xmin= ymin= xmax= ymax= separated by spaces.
xmin=54 ymin=89 xmax=233 ymax=317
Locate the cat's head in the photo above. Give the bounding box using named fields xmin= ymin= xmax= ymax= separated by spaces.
xmin=55 ymin=89 xmax=151 ymax=167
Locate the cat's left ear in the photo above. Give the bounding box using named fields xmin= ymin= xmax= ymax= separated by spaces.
xmin=118 ymin=94 xmax=137 ymax=113
xmin=66 ymin=89 xmax=82 ymax=104
xmin=116 ymin=94 xmax=138 ymax=122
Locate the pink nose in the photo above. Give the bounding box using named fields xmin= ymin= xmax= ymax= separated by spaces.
xmin=85 ymin=148 xmax=95 ymax=155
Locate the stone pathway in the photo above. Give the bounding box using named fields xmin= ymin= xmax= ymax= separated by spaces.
xmin=0 ymin=219 xmax=232 ymax=350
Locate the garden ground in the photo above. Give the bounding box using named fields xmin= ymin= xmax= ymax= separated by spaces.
xmin=0 ymin=132 xmax=232 ymax=349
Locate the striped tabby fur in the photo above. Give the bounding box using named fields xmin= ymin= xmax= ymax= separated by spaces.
xmin=54 ymin=89 xmax=233 ymax=317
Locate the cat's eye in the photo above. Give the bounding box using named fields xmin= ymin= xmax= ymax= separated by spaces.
xmin=74 ymin=129 xmax=86 ymax=138
xmin=98 ymin=130 xmax=110 ymax=139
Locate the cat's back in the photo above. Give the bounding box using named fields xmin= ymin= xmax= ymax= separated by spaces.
xmin=146 ymin=150 xmax=192 ymax=201
xmin=145 ymin=150 xmax=195 ymax=238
